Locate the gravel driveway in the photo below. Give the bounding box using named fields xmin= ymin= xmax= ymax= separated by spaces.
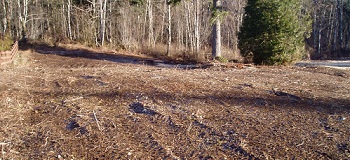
xmin=296 ymin=60 xmax=350 ymax=69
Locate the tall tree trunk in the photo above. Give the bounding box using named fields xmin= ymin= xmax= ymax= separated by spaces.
xmin=23 ymin=0 xmax=28 ymax=39
xmin=67 ymin=0 xmax=72 ymax=40
xmin=147 ymin=0 xmax=154 ymax=47
xmin=176 ymin=11 xmax=182 ymax=50
xmin=338 ymin=0 xmax=343 ymax=49
xmin=328 ymin=5 xmax=334 ymax=52
xmin=99 ymin=0 xmax=107 ymax=46
xmin=185 ymin=2 xmax=192 ymax=51
xmin=91 ymin=0 xmax=99 ymax=46
xmin=318 ymin=8 xmax=326 ymax=55
xmin=166 ymin=2 xmax=171 ymax=55
xmin=62 ymin=3 xmax=67 ymax=41
xmin=346 ymin=26 xmax=350 ymax=50
xmin=212 ymin=0 xmax=222 ymax=58
xmin=234 ymin=0 xmax=244 ymax=53
xmin=17 ymin=0 xmax=22 ymax=38
xmin=1 ymin=0 xmax=7 ymax=36
xmin=194 ymin=0 xmax=200 ymax=53
xmin=8 ymin=0 xmax=13 ymax=36
xmin=332 ymin=5 xmax=338 ymax=54
xmin=160 ymin=0 xmax=166 ymax=44
xmin=107 ymin=1 xmax=112 ymax=43
xmin=312 ymin=1 xmax=317 ymax=53
xmin=76 ymin=9 xmax=80 ymax=40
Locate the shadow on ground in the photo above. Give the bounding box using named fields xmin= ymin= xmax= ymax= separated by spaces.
xmin=32 ymin=82 xmax=350 ymax=116
xmin=19 ymin=42 xmax=204 ymax=69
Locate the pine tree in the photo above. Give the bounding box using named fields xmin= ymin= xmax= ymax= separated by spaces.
xmin=238 ymin=0 xmax=312 ymax=65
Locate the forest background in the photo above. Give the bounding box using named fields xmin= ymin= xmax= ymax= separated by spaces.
xmin=1 ymin=0 xmax=350 ymax=62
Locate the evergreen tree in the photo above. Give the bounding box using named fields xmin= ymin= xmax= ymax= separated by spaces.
xmin=238 ymin=0 xmax=312 ymax=65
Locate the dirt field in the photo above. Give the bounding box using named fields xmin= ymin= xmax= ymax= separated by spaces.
xmin=0 ymin=44 xmax=349 ymax=159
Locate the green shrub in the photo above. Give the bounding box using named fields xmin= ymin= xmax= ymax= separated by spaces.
xmin=238 ymin=0 xmax=312 ymax=65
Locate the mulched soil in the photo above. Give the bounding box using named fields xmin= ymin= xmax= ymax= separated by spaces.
xmin=0 ymin=44 xmax=349 ymax=159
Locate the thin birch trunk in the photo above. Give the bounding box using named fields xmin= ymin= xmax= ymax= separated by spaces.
xmin=194 ymin=0 xmax=200 ymax=53
xmin=166 ymin=2 xmax=171 ymax=55
xmin=99 ymin=0 xmax=107 ymax=46
xmin=67 ymin=0 xmax=72 ymax=40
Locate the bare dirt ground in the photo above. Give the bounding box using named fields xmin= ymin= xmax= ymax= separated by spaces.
xmin=0 ymin=44 xmax=349 ymax=159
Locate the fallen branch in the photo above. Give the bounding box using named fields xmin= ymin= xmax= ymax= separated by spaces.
xmin=93 ymin=110 xmax=102 ymax=131
xmin=0 ymin=142 xmax=9 ymax=146
xmin=1 ymin=142 xmax=9 ymax=160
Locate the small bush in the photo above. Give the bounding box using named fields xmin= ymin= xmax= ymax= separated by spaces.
xmin=0 ymin=35 xmax=13 ymax=51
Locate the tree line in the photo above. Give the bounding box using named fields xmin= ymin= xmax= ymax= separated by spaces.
xmin=0 ymin=0 xmax=243 ymax=58
xmin=0 ymin=0 xmax=349 ymax=64
xmin=310 ymin=0 xmax=350 ymax=59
